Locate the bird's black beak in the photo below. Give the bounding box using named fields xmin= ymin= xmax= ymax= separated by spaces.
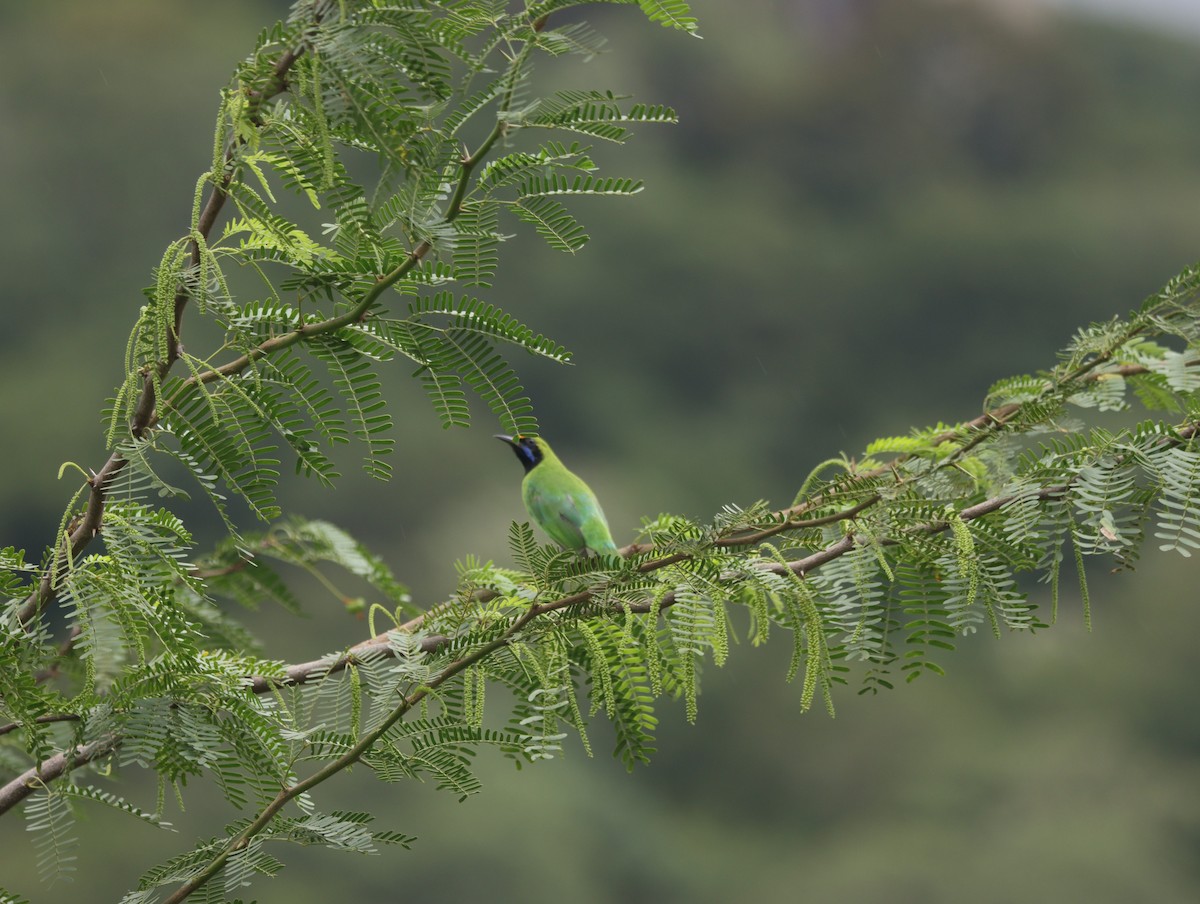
xmin=496 ymin=433 xmax=541 ymax=473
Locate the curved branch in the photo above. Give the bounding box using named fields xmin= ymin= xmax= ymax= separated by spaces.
xmin=14 ymin=36 xmax=312 ymax=630
xmin=164 ymin=610 xmax=539 ymax=903
xmin=1 ymin=24 xmax=536 ymax=828
xmin=0 ymin=736 xmax=117 ymax=816
xmin=251 ymin=414 xmax=1200 ymax=676
xmin=164 ymin=430 xmax=1095 ymax=900
xmin=166 ymin=49 xmax=516 ymax=399
xmin=7 ymin=417 xmax=1198 ymax=823
xmin=0 ymin=713 xmax=81 ymax=739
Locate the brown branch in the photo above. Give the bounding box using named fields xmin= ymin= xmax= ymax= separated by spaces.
xmin=165 ymin=93 xmax=508 ymax=400
xmin=162 ymin=603 xmax=538 ymax=903
xmin=14 ymin=41 xmax=311 ymax=631
xmin=246 ymin=414 xmax=1200 ymax=677
xmin=0 ymin=736 xmax=117 ymax=816
xmin=244 ymin=632 xmax=450 ymax=694
xmin=764 ymin=360 xmax=1165 ymax=531
xmin=0 ymin=713 xmax=82 ymax=739
xmin=715 ymin=495 xmax=883 ymax=547
xmin=237 ymin=488 xmax=1045 ymax=686
xmin=9 ymin=416 xmax=1198 ymax=822
xmin=241 ymin=497 xmax=884 ymax=692
xmin=0 ymin=468 xmax=1064 ymax=817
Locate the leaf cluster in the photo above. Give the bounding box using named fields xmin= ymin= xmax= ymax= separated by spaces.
xmin=2 ymin=1 xmax=693 ymax=899
xmin=6 ymin=2 xmax=1200 ymax=902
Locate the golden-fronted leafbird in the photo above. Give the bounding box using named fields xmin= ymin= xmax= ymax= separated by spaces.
xmin=495 ymin=434 xmax=619 ymax=556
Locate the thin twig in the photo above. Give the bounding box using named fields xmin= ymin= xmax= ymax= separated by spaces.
xmin=0 ymin=713 xmax=82 ymax=739
xmin=14 ymin=38 xmax=312 ymax=630
xmin=0 ymin=737 xmax=116 ymax=816
xmin=7 ymin=417 xmax=1198 ymax=824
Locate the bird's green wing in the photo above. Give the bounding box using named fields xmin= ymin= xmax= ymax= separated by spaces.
xmin=524 ymin=480 xmax=584 ymax=550
xmin=575 ymin=498 xmax=618 ymax=555
xmin=523 ymin=476 xmax=617 ymax=555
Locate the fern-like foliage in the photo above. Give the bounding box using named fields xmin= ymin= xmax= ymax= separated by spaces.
xmin=93 ymin=0 xmax=680 ymax=518
xmin=9 ymin=2 xmax=1200 ymax=902
xmin=2 ymin=2 xmax=695 ymax=899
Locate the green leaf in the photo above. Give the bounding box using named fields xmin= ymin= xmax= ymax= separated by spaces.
xmin=638 ymin=0 xmax=700 ymax=34
xmin=511 ymin=196 xmax=589 ymax=252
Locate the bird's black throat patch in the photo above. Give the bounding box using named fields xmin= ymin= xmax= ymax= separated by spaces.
xmin=506 ymin=435 xmax=543 ymax=473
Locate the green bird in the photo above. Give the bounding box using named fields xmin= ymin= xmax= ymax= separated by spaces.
xmin=495 ymin=434 xmax=619 ymax=556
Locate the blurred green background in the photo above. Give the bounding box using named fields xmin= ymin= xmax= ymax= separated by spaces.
xmin=3 ymin=1 xmax=1200 ymax=901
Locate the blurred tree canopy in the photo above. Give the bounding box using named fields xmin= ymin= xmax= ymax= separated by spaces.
xmin=2 ymin=1 xmax=1200 ymax=902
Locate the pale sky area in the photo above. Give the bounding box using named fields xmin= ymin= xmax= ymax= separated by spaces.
xmin=1042 ymin=0 xmax=1200 ymax=33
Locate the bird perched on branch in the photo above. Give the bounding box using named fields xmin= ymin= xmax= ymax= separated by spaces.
xmin=495 ymin=434 xmax=619 ymax=556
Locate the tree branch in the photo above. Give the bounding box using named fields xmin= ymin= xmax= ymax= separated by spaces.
xmin=0 ymin=713 xmax=81 ymax=739
xmin=7 ymin=414 xmax=1197 ymax=824
xmin=0 ymin=736 xmax=117 ymax=816
xmin=1 ymin=20 xmax=534 ymax=827
xmin=163 ymin=610 xmax=538 ymax=904
xmin=164 ymin=41 xmax=519 ymax=400
xmin=14 ymin=35 xmax=313 ymax=630
xmin=249 ymin=413 xmax=1200 ymax=678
